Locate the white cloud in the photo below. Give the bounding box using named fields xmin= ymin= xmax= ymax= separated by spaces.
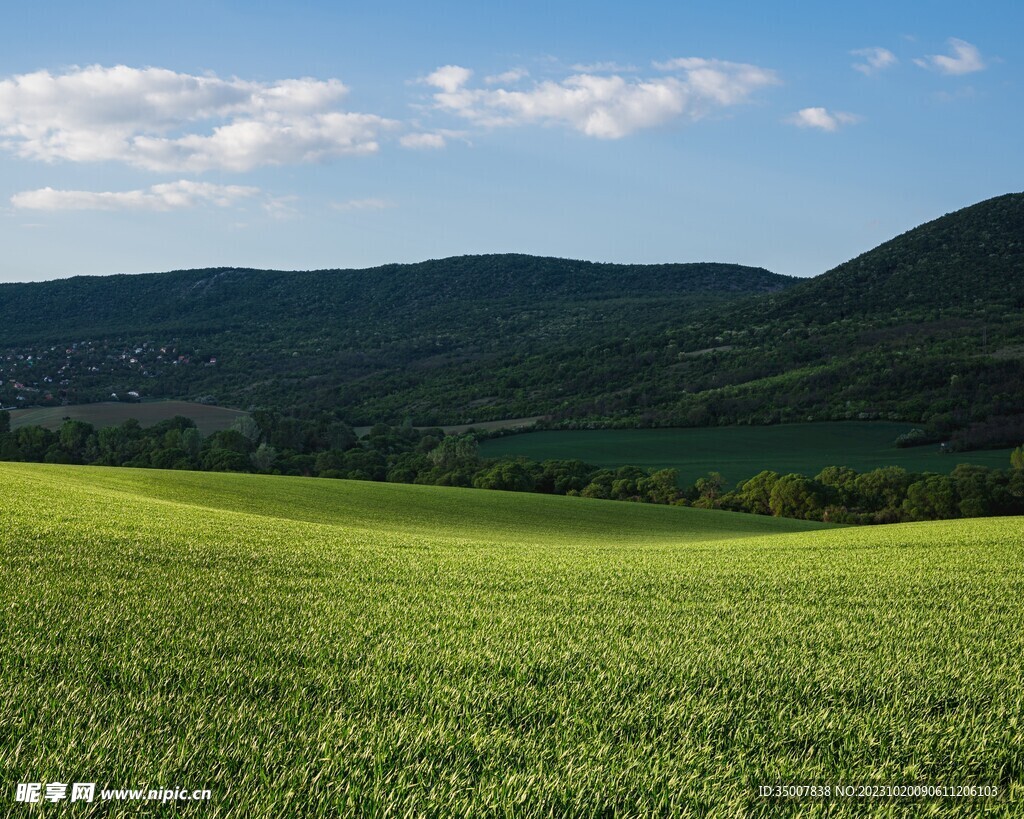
xmin=424 ymin=65 xmax=473 ymax=93
xmin=11 ymin=180 xmax=260 ymax=211
xmin=851 ymin=47 xmax=897 ymax=75
xmin=786 ymin=107 xmax=861 ymax=132
xmin=0 ymin=64 xmax=398 ymax=172
xmin=262 ymin=195 xmax=300 ymax=220
xmin=399 ymin=132 xmax=447 ymax=149
xmin=424 ymin=57 xmax=778 ymax=139
xmin=330 ymin=197 xmax=395 ymax=212
xmin=914 ymin=38 xmax=985 ymax=75
xmin=650 ymin=58 xmax=779 ymax=104
xmin=484 ymin=69 xmax=528 ymax=85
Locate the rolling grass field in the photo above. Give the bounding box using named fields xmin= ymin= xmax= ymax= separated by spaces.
xmin=8 ymin=400 xmax=249 ymax=436
xmin=1 ymin=463 xmax=1022 ymax=815
xmin=479 ymin=422 xmax=1018 ymax=486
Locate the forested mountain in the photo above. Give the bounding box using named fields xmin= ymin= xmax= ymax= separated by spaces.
xmin=0 ymin=256 xmax=791 ymax=424
xmin=757 ymin=192 xmax=1024 ymax=321
xmin=1 ymin=193 xmax=1022 ymax=435
xmin=0 ymin=256 xmax=790 ymax=346
xmin=650 ymin=192 xmax=1024 ymax=437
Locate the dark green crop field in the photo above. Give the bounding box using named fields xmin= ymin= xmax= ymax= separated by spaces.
xmin=1 ymin=463 xmax=1022 ymax=814
xmin=479 ymin=422 xmax=1017 ymax=485
xmin=8 ymin=400 xmax=248 ymax=436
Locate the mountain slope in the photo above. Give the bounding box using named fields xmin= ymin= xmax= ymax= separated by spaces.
xmin=645 ymin=192 xmax=1024 ymax=430
xmin=0 ymin=255 xmax=791 ymax=422
xmin=749 ymin=191 xmax=1024 ymax=322
xmin=2 ymin=195 xmax=1022 ymax=431
xmin=0 ymin=255 xmax=792 ymax=344
xmin=361 ymin=193 xmax=1023 ymax=430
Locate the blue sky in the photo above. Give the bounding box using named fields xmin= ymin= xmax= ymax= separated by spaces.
xmin=0 ymin=0 xmax=1019 ymax=282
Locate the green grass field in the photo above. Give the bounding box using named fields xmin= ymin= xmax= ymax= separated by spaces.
xmin=8 ymin=400 xmax=249 ymax=436
xmin=479 ymin=422 xmax=1018 ymax=486
xmin=1 ymin=463 xmax=1021 ymax=816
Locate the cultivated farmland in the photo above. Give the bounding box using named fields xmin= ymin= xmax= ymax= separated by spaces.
xmin=0 ymin=463 xmax=1021 ymax=816
xmin=479 ymin=422 xmax=1017 ymax=486
xmin=7 ymin=400 xmax=249 ymax=436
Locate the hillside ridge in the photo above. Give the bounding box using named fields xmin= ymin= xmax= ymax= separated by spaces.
xmin=2 ymin=194 xmax=1023 ymax=429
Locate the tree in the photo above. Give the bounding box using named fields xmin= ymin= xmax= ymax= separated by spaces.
xmin=815 ymin=465 xmax=858 ymax=507
xmin=536 ymin=459 xmax=596 ymax=495
xmin=769 ymin=474 xmax=825 ymax=519
xmin=251 ymin=443 xmax=278 ymax=473
xmin=580 ymin=469 xmax=615 ymax=499
xmin=206 ymin=429 xmax=254 ymax=455
xmin=1012 ymin=446 xmax=1024 ymax=471
xmin=8 ymin=426 xmax=53 ymax=461
xmin=426 ymin=435 xmax=479 ymax=470
xmin=853 ymin=467 xmax=912 ymax=513
xmin=58 ymin=420 xmax=95 ymax=462
xmin=201 ymin=448 xmax=251 ymax=472
xmin=341 ymin=449 xmax=387 ymax=481
xmin=733 ymin=470 xmax=781 ymax=515
xmin=231 ymin=415 xmax=262 ymax=445
xmin=949 ymin=463 xmax=998 ymax=518
xmin=610 ymin=466 xmax=647 ymax=501
xmin=638 ymin=468 xmax=680 ymax=504
xmin=269 ymin=417 xmax=307 ymax=452
xmin=693 ymin=471 xmax=725 ymax=506
xmin=386 ymin=452 xmax=430 ymax=483
xmin=181 ymin=428 xmax=203 ymax=459
xmin=317 ymin=420 xmax=357 ymax=452
xmin=903 ymin=476 xmax=956 ymax=520
xmin=151 ymin=447 xmax=191 ymax=470
xmin=472 ymin=460 xmax=536 ymax=492
xmin=1010 ymin=467 xmax=1024 ymax=503
xmin=96 ymin=425 xmax=135 ymax=465
xmin=314 ymin=449 xmax=346 ymax=475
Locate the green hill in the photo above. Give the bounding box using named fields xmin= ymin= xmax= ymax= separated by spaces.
xmin=7 ymin=461 xmax=827 ymax=543
xmin=362 ymin=193 xmax=1024 ymax=430
xmin=500 ymin=193 xmax=1024 ymax=433
xmin=760 ymin=192 xmax=1024 ymax=321
xmin=0 ymin=255 xmax=790 ymax=345
xmin=646 ymin=193 xmax=1024 ymax=431
xmin=2 ymin=194 xmax=1023 ymax=434
xmin=2 ymin=463 xmax=1021 ymax=815
xmin=0 ymin=255 xmax=791 ymax=423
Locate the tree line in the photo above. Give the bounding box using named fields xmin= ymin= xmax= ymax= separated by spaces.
xmin=2 ymin=411 xmax=1022 ymax=524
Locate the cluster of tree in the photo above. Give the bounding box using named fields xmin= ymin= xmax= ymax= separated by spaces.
xmin=0 ymin=410 xmax=357 ymax=475
xmin=3 ymin=411 xmax=1022 ymax=526
xmin=894 ymin=413 xmax=1024 ymax=452
xmin=710 ymin=460 xmax=1024 ymax=523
